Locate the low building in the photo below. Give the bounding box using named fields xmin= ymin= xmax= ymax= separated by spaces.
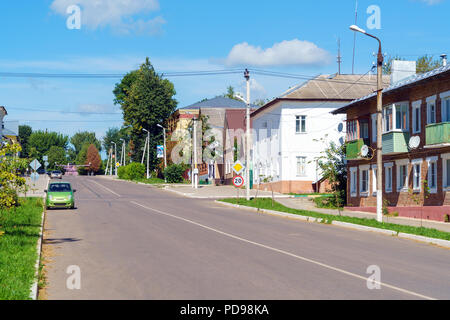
xmin=252 ymin=74 xmax=390 ymax=194
xmin=332 ymin=61 xmax=450 ymax=222
xmin=0 ymin=106 xmax=7 ymax=140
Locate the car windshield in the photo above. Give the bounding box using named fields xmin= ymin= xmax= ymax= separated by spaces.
xmin=52 ymin=171 xmax=61 ymax=174
xmin=49 ymin=183 xmax=72 ymax=192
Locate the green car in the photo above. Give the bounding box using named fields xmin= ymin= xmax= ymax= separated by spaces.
xmin=45 ymin=181 xmax=76 ymax=209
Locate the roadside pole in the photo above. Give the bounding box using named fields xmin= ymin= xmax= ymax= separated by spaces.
xmin=245 ymin=69 xmax=251 ymax=201
xmin=147 ymin=130 xmax=150 ymax=179
xmin=193 ymin=117 xmax=198 ymax=189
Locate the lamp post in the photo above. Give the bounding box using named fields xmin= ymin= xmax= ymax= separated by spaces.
xmin=350 ymin=24 xmax=384 ymax=223
xmin=111 ymin=142 xmax=117 ymax=176
xmin=157 ymin=124 xmax=168 ymax=183
xmin=120 ymin=138 xmax=125 ymax=167
xmin=143 ymin=128 xmax=150 ymax=179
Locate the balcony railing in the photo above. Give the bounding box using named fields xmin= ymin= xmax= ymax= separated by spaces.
xmin=426 ymin=122 xmax=450 ymax=146
xmin=346 ymin=138 xmax=366 ymax=160
xmin=382 ymin=131 xmax=409 ymax=155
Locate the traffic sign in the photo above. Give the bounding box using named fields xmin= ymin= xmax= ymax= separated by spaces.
xmin=29 ymin=159 xmax=41 ymax=171
xmin=232 ymin=160 xmax=245 ymax=175
xmin=30 ymin=172 xmax=39 ymax=182
xmin=116 ymin=162 xmax=120 ymax=167
xmin=44 ymin=161 xmax=49 ymax=167
xmin=232 ymin=175 xmax=245 ymax=188
xmin=43 ymin=156 xmax=48 ymax=161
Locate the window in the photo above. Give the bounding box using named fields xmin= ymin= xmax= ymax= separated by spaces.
xmin=385 ymin=163 xmax=393 ymax=193
xmin=296 ymin=156 xmax=306 ymax=176
xmin=384 ymin=106 xmax=393 ymax=132
xmin=359 ymin=119 xmax=369 ymax=139
xmin=412 ymin=101 xmax=421 ymax=134
xmin=296 ymin=116 xmax=306 ymax=133
xmin=442 ymin=97 xmax=450 ymax=122
xmin=427 ymin=96 xmax=437 ymax=124
xmin=427 ymin=156 xmax=438 ymax=193
xmin=350 ymin=167 xmax=357 ymax=197
xmin=347 ymin=120 xmax=358 ymax=141
xmin=412 ymin=159 xmax=422 ymax=192
xmin=383 ymin=103 xmax=409 ymax=133
xmin=371 ymin=114 xmax=377 ymax=143
xmin=396 ymin=159 xmax=409 ymax=192
xmin=372 ymin=165 xmax=377 ymax=195
xmin=359 ymin=166 xmax=370 ymax=194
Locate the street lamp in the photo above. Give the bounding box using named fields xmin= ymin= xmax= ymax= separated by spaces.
xmin=350 ymin=24 xmax=384 ymax=223
xmin=120 ymin=138 xmax=126 ymax=167
xmin=142 ymin=128 xmax=150 ymax=179
xmin=157 ymin=124 xmax=168 ymax=183
xmin=233 ymin=68 xmax=251 ymax=201
xmin=111 ymin=142 xmax=117 ymax=176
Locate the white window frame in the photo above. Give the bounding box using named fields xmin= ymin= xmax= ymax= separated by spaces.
xmin=383 ymin=102 xmax=409 ymax=133
xmin=371 ymin=113 xmax=377 ymax=143
xmin=412 ymin=100 xmax=421 ymax=134
xmin=371 ymin=164 xmax=377 ymax=196
xmin=296 ymin=115 xmax=306 ymax=134
xmin=350 ymin=167 xmax=357 ymax=197
xmin=296 ymin=156 xmax=306 ymax=177
xmin=426 ymin=95 xmax=437 ymax=124
xmin=384 ymin=162 xmax=393 ymax=193
xmin=441 ymin=153 xmax=450 ymax=191
xmin=426 ymin=156 xmax=438 ymax=194
xmin=411 ymin=158 xmax=423 ymax=192
xmin=359 ymin=165 xmax=370 ymax=196
xmin=440 ymin=90 xmax=450 ymax=123
xmin=395 ymin=159 xmax=410 ymax=192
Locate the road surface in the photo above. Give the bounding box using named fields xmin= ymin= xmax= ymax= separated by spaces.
xmin=43 ymin=176 xmax=450 ymax=300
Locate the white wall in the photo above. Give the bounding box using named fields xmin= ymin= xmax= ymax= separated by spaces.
xmin=253 ymin=101 xmax=346 ymax=184
xmin=0 ymin=109 xmax=5 ymax=138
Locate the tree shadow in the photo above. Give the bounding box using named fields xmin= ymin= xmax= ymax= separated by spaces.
xmin=44 ymin=238 xmax=82 ymax=245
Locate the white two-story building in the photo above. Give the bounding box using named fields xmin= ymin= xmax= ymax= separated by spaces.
xmin=251 ymin=74 xmax=390 ymax=194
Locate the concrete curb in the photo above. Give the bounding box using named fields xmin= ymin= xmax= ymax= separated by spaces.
xmin=30 ymin=175 xmax=48 ymax=300
xmin=215 ymin=201 xmax=450 ymax=249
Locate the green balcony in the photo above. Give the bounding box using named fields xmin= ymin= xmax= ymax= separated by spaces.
xmin=346 ymin=139 xmax=366 ymax=160
xmin=382 ymin=131 xmax=409 ymax=155
xmin=426 ymin=122 xmax=450 ymax=146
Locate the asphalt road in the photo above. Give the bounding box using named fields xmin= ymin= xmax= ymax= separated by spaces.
xmin=44 ymin=176 xmax=450 ymax=300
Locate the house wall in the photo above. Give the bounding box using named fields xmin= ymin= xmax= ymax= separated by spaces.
xmin=0 ymin=108 xmax=6 ymax=138
xmin=345 ymin=72 xmax=450 ymax=221
xmin=252 ymin=101 xmax=347 ymax=193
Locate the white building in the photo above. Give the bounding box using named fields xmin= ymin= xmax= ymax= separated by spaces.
xmin=251 ymin=74 xmax=390 ymax=194
xmin=0 ymin=106 xmax=7 ymax=139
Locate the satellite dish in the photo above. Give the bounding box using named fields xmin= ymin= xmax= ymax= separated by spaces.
xmin=409 ymin=136 xmax=420 ymax=149
xmin=360 ymin=145 xmax=369 ymax=157
xmin=337 ymin=123 xmax=344 ymax=133
xmin=339 ymin=137 xmax=345 ymax=145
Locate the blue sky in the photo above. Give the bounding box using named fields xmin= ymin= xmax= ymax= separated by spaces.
xmin=0 ymin=0 xmax=449 ymax=146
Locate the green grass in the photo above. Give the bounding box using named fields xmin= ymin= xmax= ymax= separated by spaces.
xmin=220 ymin=198 xmax=450 ymax=241
xmin=0 ymin=198 xmax=44 ymax=300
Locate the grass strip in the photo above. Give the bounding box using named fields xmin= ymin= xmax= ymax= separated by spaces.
xmin=220 ymin=198 xmax=450 ymax=241
xmin=0 ymin=198 xmax=44 ymax=300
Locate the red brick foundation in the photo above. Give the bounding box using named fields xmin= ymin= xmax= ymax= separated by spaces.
xmin=345 ymin=206 xmax=450 ymax=222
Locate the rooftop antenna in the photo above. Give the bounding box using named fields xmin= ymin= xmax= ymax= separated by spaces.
xmin=351 ymin=0 xmax=358 ymax=74
xmin=337 ymin=37 xmax=342 ymax=75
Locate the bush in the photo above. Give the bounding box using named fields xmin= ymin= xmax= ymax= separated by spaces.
xmin=313 ymin=192 xmax=344 ymax=209
xmin=117 ymin=165 xmax=128 ymax=180
xmin=164 ymin=164 xmax=185 ymax=183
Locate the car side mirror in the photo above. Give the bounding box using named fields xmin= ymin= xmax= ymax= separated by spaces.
xmin=44 ymin=190 xmax=47 ymax=193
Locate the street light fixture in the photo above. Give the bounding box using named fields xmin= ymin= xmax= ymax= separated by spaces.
xmin=350 ymin=24 xmax=384 ymax=223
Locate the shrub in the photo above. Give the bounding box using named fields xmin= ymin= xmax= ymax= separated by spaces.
xmin=126 ymin=163 xmax=146 ymax=180
xmin=117 ymin=165 xmax=128 ymax=180
xmin=164 ymin=164 xmax=185 ymax=183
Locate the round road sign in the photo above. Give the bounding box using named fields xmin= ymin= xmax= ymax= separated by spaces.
xmin=232 ymin=175 xmax=245 ymax=188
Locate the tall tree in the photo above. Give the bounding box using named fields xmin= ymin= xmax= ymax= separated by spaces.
xmin=85 ymin=144 xmax=102 ymax=175
xmin=18 ymin=125 xmax=32 ymax=158
xmin=28 ymin=130 xmax=69 ymax=163
xmin=70 ymin=131 xmax=102 ymax=155
xmin=47 ymin=146 xmax=67 ymax=170
xmin=103 ymin=126 xmax=131 ymax=157
xmin=114 ymin=58 xmax=177 ymax=167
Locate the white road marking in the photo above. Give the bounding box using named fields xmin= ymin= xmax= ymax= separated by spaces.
xmin=131 ymin=200 xmax=436 ymax=300
xmin=90 ymin=179 xmax=121 ymax=197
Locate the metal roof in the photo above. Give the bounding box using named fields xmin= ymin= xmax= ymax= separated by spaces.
xmin=181 ymin=96 xmax=258 ymax=110
xmin=332 ymin=64 xmax=450 ymax=114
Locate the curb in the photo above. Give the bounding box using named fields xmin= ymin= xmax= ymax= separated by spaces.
xmin=215 ymin=201 xmax=450 ymax=249
xmin=30 ymin=176 xmax=48 ymax=300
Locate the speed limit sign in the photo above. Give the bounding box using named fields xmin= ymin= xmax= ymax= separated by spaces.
xmin=232 ymin=175 xmax=245 ymax=188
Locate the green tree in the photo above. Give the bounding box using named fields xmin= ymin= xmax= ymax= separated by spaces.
xmin=103 ymin=126 xmax=131 ymax=158
xmin=28 ymin=130 xmax=69 ymax=163
xmin=416 ymin=55 xmax=441 ymax=74
xmin=47 ymin=146 xmax=67 ymax=170
xmin=113 ymin=58 xmax=177 ymax=167
xmin=224 ymin=86 xmax=237 ymax=100
xmin=18 ymin=125 xmax=32 ymax=158
xmin=0 ymin=143 xmax=28 ymax=209
xmin=70 ymin=131 xmax=102 ymax=156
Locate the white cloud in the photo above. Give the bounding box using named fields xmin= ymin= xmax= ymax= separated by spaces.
xmin=224 ymin=39 xmax=332 ymax=67
xmin=419 ymin=0 xmax=443 ymax=4
xmin=50 ymin=0 xmax=165 ymax=34
xmin=76 ymin=104 xmax=120 ymax=115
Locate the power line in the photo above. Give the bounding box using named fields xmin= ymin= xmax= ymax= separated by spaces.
xmin=11 ymin=106 xmax=122 ymax=115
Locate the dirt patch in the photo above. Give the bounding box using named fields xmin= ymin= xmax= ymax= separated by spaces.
xmin=38 ymin=213 xmax=54 ymax=300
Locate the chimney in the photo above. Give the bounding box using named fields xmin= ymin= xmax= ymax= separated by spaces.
xmin=391 ymin=60 xmax=416 ymax=85
xmin=441 ymin=54 xmax=448 ymax=67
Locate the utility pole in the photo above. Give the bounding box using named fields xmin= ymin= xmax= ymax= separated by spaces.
xmin=350 ymin=24 xmax=384 ymax=223
xmin=143 ymin=129 xmax=150 ymax=179
xmin=337 ymin=38 xmax=342 ymax=75
xmin=193 ymin=117 xmax=198 ymax=189
xmin=112 ymin=142 xmax=117 ymax=176
xmin=245 ymin=68 xmax=251 ymax=201
xmin=352 ymin=0 xmax=358 ymax=74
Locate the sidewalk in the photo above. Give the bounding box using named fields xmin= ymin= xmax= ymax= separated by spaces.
xmin=19 ymin=175 xmax=50 ymax=198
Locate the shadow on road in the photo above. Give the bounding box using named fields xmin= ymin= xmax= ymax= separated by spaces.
xmin=44 ymin=238 xmax=82 ymax=245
